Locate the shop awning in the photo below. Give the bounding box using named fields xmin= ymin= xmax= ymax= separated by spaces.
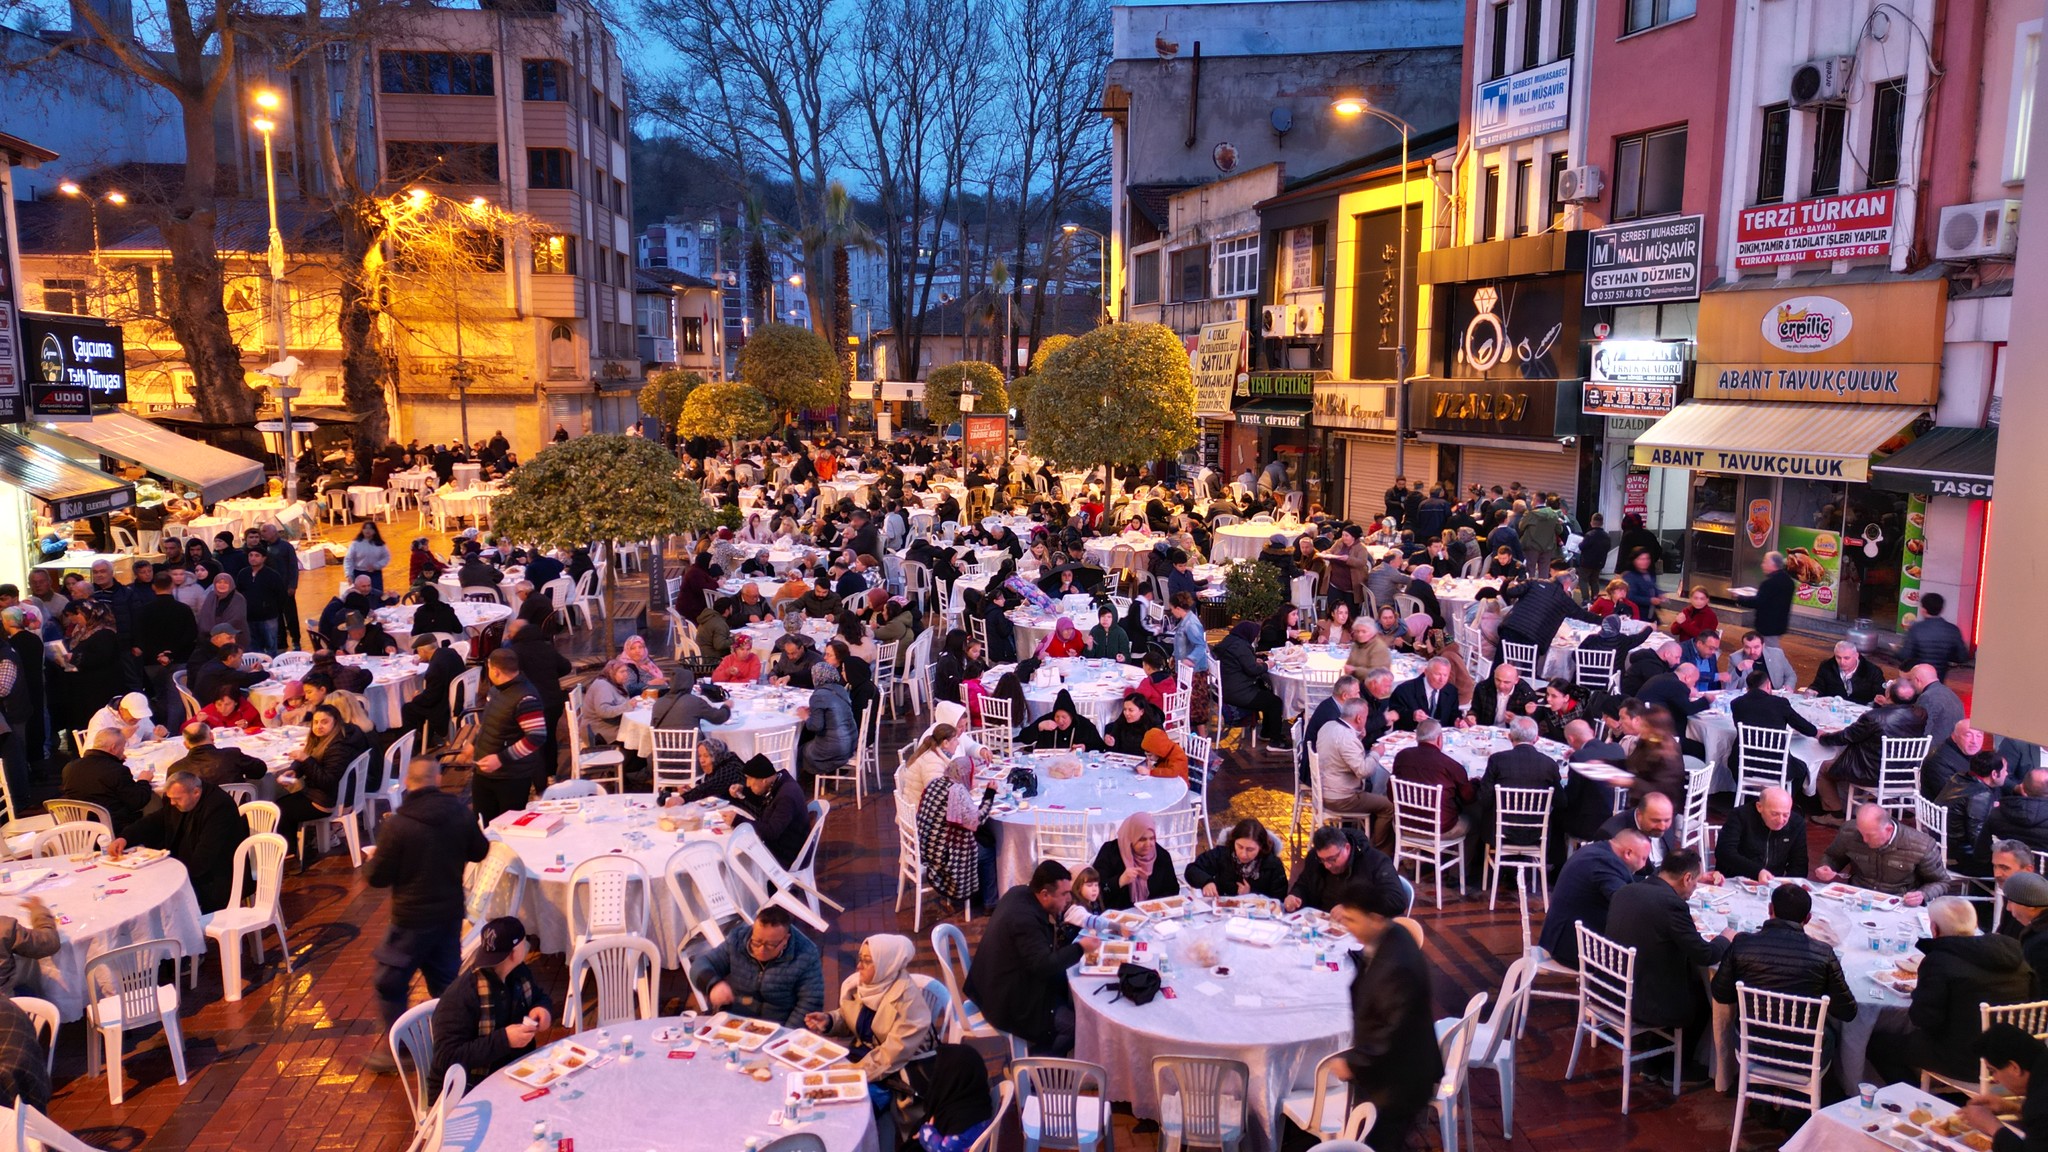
xmin=1232 ymin=402 xmax=1311 ymax=430
xmin=33 ymin=411 xmax=265 ymax=504
xmin=1869 ymin=425 xmax=1999 ymax=500
xmin=1630 ymin=401 xmax=1922 ymax=482
xmin=0 ymin=431 xmax=135 ymax=521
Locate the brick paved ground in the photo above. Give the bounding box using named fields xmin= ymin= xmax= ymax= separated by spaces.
xmin=26 ymin=519 xmax=1971 ymax=1151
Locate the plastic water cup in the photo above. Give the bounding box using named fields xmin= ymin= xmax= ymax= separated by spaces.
xmin=1859 ymin=1082 xmax=1878 ymax=1110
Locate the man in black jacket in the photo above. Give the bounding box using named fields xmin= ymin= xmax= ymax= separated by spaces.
xmin=401 ymin=635 xmax=468 ymax=747
xmin=1388 ymin=659 xmax=1462 ymax=732
xmin=365 ymin=757 xmax=490 ymax=1074
xmin=1285 ymin=824 xmax=1405 ymax=913
xmin=1709 ymin=883 xmax=1857 ymax=1054
xmin=1715 ymin=786 xmax=1809 ymax=880
xmin=429 ymin=916 xmax=554 ymax=1088
xmin=471 ymin=648 xmax=549 ymax=826
xmin=61 ymin=729 xmax=154 ymax=832
xmin=1810 ymin=640 xmax=1886 ymax=704
xmin=191 ymin=634 xmax=265 ymax=705
xmin=1999 ymin=872 xmax=2048 ymax=996
xmin=409 ymin=586 xmax=463 ymax=638
xmin=110 ymin=772 xmax=248 ymax=912
xmin=1333 ymin=879 xmax=1440 ymax=1152
xmin=1621 ymin=642 xmax=1678 ymax=696
xmin=1940 ymin=748 xmax=2011 ymax=876
xmin=1470 ymin=717 xmax=1560 ymax=857
xmin=1598 ymin=793 xmax=1694 ymax=879
xmin=1984 ymin=769 xmax=2048 ymax=857
xmin=1575 ymin=513 xmax=1611 ymax=598
xmin=1871 ymin=896 xmax=2034 ymax=1083
xmin=1497 ymin=561 xmax=1599 ymax=667
xmin=724 ymin=755 xmax=813 ymax=867
xmin=1957 ymin=1024 xmax=2048 ymax=1152
xmin=1608 ymin=849 xmax=1734 ymax=1081
xmin=1735 ymin=551 xmax=1796 ymax=648
xmin=1729 ymin=666 xmax=1819 ymax=781
xmin=136 ymin=573 xmax=199 ymax=723
xmin=1466 ymin=662 xmax=1539 ymax=729
xmin=965 ymin=861 xmax=1098 ymax=1056
xmin=236 ymin=548 xmax=291 ymax=655
xmin=169 ymin=722 xmax=268 ymax=790
xmin=1637 ymin=665 xmax=1711 ymax=759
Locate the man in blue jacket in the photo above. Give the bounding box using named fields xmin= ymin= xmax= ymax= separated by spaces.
xmin=1537 ymin=830 xmax=1650 ymax=967
xmin=687 ymin=905 xmax=825 ymax=1029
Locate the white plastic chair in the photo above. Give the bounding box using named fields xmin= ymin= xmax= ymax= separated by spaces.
xmin=12 ymin=996 xmax=55 ymax=1076
xmin=300 ymin=749 xmax=371 ymax=867
xmin=1012 ymin=1057 xmax=1112 ymax=1152
xmin=412 ymin=1066 xmax=467 ymax=1152
xmin=201 ymin=832 xmax=292 ymax=1002
xmin=568 ymin=570 xmax=605 ymax=631
xmin=812 ymin=704 xmax=870 ymax=809
xmin=565 ymin=703 xmax=626 ymax=792
xmin=1728 ymin=983 xmax=1831 ymax=1152
xmin=651 ymin=726 xmax=701 ymax=793
xmin=33 ymin=823 xmax=110 ymax=858
xmin=43 ymin=800 xmax=111 ymax=827
xmin=663 ymin=841 xmax=746 ymax=954
xmin=1734 ymin=724 xmax=1792 ymax=805
xmin=1428 ymin=990 xmax=1488 ymax=1152
xmin=1439 ymin=956 xmax=1537 ymax=1136
xmin=567 ymin=855 xmax=652 ymax=944
xmin=787 ymin=798 xmax=844 ymax=918
xmin=389 ymin=997 xmax=439 ymax=1122
xmin=84 ymin=939 xmax=188 ymax=1105
xmin=1279 ymin=1051 xmax=1350 ymax=1145
xmin=1565 ymin=922 xmax=1681 ymax=1114
xmin=1391 ymin=777 xmax=1466 ymax=909
xmin=722 ymin=822 xmax=832 ymax=933
xmin=1152 ymin=1054 xmax=1249 ymax=1152
xmin=932 ymin=922 xmax=1000 ymax=1045
xmin=757 ymin=726 xmax=800 ymax=777
xmin=565 ymin=933 xmax=661 ymax=1030
xmin=1032 ymin=811 xmax=1093 ymax=872
xmin=542 ymin=779 xmax=601 ymax=800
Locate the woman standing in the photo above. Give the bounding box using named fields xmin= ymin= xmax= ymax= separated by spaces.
xmin=913 ymin=727 xmax=997 ymax=911
xmin=1090 ymin=811 xmax=1180 ymax=910
xmin=57 ymin=603 xmax=128 ymax=738
xmin=344 ymin=523 xmax=391 ymax=594
xmin=1622 ymin=549 xmax=1664 ymax=622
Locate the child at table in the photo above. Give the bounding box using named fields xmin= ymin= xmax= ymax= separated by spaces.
xmin=1061 ymin=867 xmax=1126 ymax=939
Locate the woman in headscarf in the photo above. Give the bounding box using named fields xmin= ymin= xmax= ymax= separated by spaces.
xmin=1090 ymin=811 xmax=1180 ymax=910
xmin=1102 ymin=695 xmax=1161 ymax=754
xmin=799 ymin=662 xmax=857 ymax=781
xmin=931 ymin=629 xmax=986 ymax=706
xmin=803 ymin=933 xmax=934 ymax=1092
xmin=1038 ymin=616 xmax=1087 ymax=659
xmin=1255 ymin=604 xmax=1302 ymax=652
xmin=1404 ymin=565 xmax=1445 ymax=629
xmin=674 ymin=735 xmax=748 ymax=804
xmin=618 ymin=634 xmax=669 ymax=696
xmin=1401 ymin=612 xmax=1445 ymax=657
xmin=1183 ymin=817 xmax=1286 ymax=899
xmin=677 ymin=552 xmax=720 ymax=620
xmin=1139 ymin=727 xmax=1188 ymax=780
xmin=913 ymin=727 xmax=997 ymax=912
xmin=909 ymin=1043 xmax=997 ymax=1152
xmin=711 ymin=632 xmax=763 ymax=683
xmin=1022 ymin=689 xmax=1104 ymax=751
xmin=1087 ymin=603 xmax=1131 ymax=663
xmin=582 ymin=658 xmax=638 ymax=745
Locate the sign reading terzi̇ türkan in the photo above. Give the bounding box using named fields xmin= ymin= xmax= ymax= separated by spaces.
xmin=1734 ymin=189 xmax=1897 ymax=269
xmin=1693 ymin=279 xmax=1944 ymax=407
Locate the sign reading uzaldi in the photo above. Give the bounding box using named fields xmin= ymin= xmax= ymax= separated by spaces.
xmin=19 ymin=312 xmax=126 ymax=419
xmin=1734 ymin=189 xmax=1897 ymax=269
xmin=1585 ymin=215 xmax=1704 ymax=306
xmin=960 ymin=413 xmax=1007 ymax=457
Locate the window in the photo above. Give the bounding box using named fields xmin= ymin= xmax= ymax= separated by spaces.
xmin=1482 ymin=166 xmax=1503 ymax=241
xmin=681 ymin=316 xmax=704 ymax=355
xmin=1808 ymin=103 xmax=1847 ymax=197
xmin=40 ymin=278 xmax=87 ymax=314
xmin=1168 ymin=245 xmax=1209 ymax=302
xmin=2008 ymin=22 xmax=2040 ymax=183
xmin=613 ymin=179 xmax=626 ymax=213
xmin=1513 ymin=159 xmax=1534 ymax=235
xmin=1557 ymin=0 xmax=1577 ymax=58
xmin=1522 ymin=0 xmax=1543 ymax=71
xmin=1546 ymin=151 xmax=1570 ymax=228
xmin=384 ymin=141 xmax=499 ymax=184
xmin=1624 ymin=0 xmax=1693 ymax=35
xmin=1867 ymin=78 xmax=1907 ymax=187
xmin=379 ymin=52 xmax=494 ymax=96
xmin=523 ymin=60 xmax=564 ymax=101
xmin=1131 ymin=250 xmax=1160 ymax=306
xmin=1755 ymin=104 xmax=1791 ymax=204
xmin=1489 ymin=3 xmax=1511 ymax=79
xmin=528 ymin=148 xmax=572 ymax=189
xmin=457 ymin=230 xmax=504 ymax=272
xmin=129 ymin=264 xmax=158 ymax=315
xmin=533 ymin=233 xmax=574 ymax=275
xmin=1212 ymin=235 xmax=1258 ymax=297
xmin=1278 ymin=224 xmax=1326 ymax=291
xmin=1612 ymin=125 xmax=1687 ymax=220
xmin=610 ymin=105 xmax=624 ymax=139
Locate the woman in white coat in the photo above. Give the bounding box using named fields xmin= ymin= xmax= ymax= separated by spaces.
xmin=803 ymin=934 xmax=933 ymax=1095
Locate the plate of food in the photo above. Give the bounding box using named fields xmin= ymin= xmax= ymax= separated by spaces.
xmin=1135 ymin=895 xmax=1191 ymax=918
xmin=785 ymin=1068 xmax=868 ymax=1105
xmin=1214 ymin=895 xmax=1277 ymax=914
xmin=101 ymin=847 xmax=171 ymax=868
xmin=1096 ymin=909 xmax=1147 ymax=934
xmin=692 ymin=1012 xmax=781 ymax=1050
xmin=1078 ymin=939 xmax=1147 ymax=976
xmin=764 ymin=1030 xmax=850 ymax=1070
xmin=1873 ymin=966 xmax=1919 ymax=994
xmin=504 ymin=1039 xmax=600 ymax=1088
xmin=1925 ymin=1110 xmax=1995 ymax=1152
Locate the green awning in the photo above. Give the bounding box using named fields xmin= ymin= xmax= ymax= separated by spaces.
xmin=1869 ymin=425 xmax=1998 ymax=500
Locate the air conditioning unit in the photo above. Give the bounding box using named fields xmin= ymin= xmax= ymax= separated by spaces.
xmin=1555 ymin=165 xmax=1604 ymax=204
xmin=1299 ymin=303 xmax=1325 ymax=336
xmin=1790 ymin=56 xmax=1855 ymax=107
xmin=1936 ymin=199 xmax=2021 ymax=260
xmin=1261 ymin=305 xmax=1303 ymax=336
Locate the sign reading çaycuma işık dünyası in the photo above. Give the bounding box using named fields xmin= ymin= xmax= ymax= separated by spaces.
xmin=18 ymin=312 xmax=126 ymax=419
xmin=1631 ymin=445 xmax=1863 ymax=480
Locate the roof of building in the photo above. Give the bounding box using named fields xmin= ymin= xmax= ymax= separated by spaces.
xmin=1126 ymin=183 xmax=1196 ymax=233
xmin=635 ymin=266 xmax=720 ymax=292
xmin=1260 ymin=123 xmax=1461 ymax=207
xmin=15 ymin=189 xmax=342 ymax=256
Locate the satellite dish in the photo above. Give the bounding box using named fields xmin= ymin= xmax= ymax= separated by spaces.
xmin=1270 ymin=108 xmax=1293 ymax=134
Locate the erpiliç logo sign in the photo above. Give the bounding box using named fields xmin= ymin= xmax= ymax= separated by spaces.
xmin=1762 ymin=295 xmax=1853 ymax=353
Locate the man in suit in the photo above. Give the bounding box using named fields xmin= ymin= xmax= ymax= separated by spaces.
xmin=1390 ymin=720 xmax=1476 ymax=838
xmin=1810 ymin=640 xmax=1886 ymax=704
xmin=1389 ymin=658 xmax=1462 ymax=732
xmin=1728 ymin=630 xmax=1796 ymax=692
xmin=1471 ymin=716 xmax=1561 ymax=864
xmin=1598 ymin=792 xmax=1694 ymax=879
xmin=1729 ymin=665 xmax=1818 ymax=783
xmin=1467 ymin=661 xmax=1539 ymax=729
xmin=966 ymin=861 xmax=1099 ymax=1056
xmin=1537 ymin=830 xmax=1650 ymax=967
xmin=1608 ymin=849 xmax=1734 ymax=1083
xmin=402 ymin=634 xmax=470 ymax=747
xmin=1497 ymin=561 xmax=1599 ymax=668
xmin=1715 ymin=786 xmax=1809 ymax=881
xmin=1676 ymin=632 xmax=1726 ymax=691
xmin=1332 ymin=879 xmax=1442 ymax=1152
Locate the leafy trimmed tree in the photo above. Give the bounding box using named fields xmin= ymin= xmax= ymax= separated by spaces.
xmin=739 ymin=323 xmax=840 ymax=423
xmin=1022 ymin=322 xmax=1196 ymax=481
xmin=679 ymin=380 xmax=775 ymax=448
xmin=639 ymin=370 xmax=706 ymax=446
xmin=924 ymin=360 xmax=1009 ymax=429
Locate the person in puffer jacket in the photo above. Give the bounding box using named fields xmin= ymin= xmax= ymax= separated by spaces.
xmin=1870 ymin=895 xmax=2035 ymax=1083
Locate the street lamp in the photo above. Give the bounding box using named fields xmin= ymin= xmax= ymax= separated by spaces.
xmin=1059 ymin=223 xmax=1109 ymax=324
xmin=57 ymin=181 xmax=127 ymax=304
xmin=1332 ymin=95 xmax=1415 ymax=476
xmin=251 ymin=88 xmax=302 ymax=502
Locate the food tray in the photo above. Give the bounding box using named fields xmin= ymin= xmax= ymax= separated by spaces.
xmin=785 ymin=1068 xmax=868 ymax=1104
xmin=504 ymin=1039 xmax=600 ymax=1089
xmin=1817 ymin=883 xmax=1901 ymax=907
xmin=692 ymin=1012 xmax=782 ymax=1050
xmin=1096 ymin=909 xmax=1147 ymax=934
xmin=1213 ymin=895 xmax=1277 ymax=914
xmin=1135 ymin=895 xmax=1190 ymax=918
xmin=1224 ymin=917 xmax=1289 ymax=947
xmin=101 ymin=847 xmax=170 ymax=868
xmin=764 ymin=1030 xmax=850 ymax=1071
xmin=1078 ymin=938 xmax=1148 ymax=976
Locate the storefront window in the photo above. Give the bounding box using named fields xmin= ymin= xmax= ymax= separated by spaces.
xmin=1779 ymin=479 xmax=1844 ymax=534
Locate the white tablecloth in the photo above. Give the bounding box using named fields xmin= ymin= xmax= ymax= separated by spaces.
xmin=437 ymin=487 xmax=502 ymax=523
xmin=1782 ymin=1083 xmax=1956 ymax=1152
xmin=124 ymin=725 xmax=307 ymax=799
xmin=0 ymin=858 xmax=207 ymax=1021
xmin=456 ymin=1017 xmax=880 ymax=1152
xmin=374 ymin=600 xmax=512 ymax=648
xmin=1544 ymin=616 xmax=1654 ymax=681
xmin=439 ymin=566 xmax=524 ymax=600
xmin=389 ymin=469 xmax=437 ymax=495
xmin=253 ymin=652 xmax=423 ymax=731
xmin=343 ymin=486 xmax=388 ymax=518
xmin=1699 ymin=879 xmax=1924 ymax=1093
xmin=1008 ymin=611 xmax=1065 ymax=657
xmin=1430 ymin=576 xmax=1504 ymax=623
xmin=615 ymin=686 xmax=810 ymax=760
xmin=1210 ymin=523 xmax=1304 ymax=563
xmin=452 ymin=462 xmax=482 ymax=488
xmin=1369 ymin=726 xmax=1573 ymax=781
xmin=978 ymin=659 xmax=1146 ymax=731
xmin=1083 ymin=534 xmax=1165 ymax=569
xmin=986 ymin=753 xmax=1189 ymax=889
xmin=214 ymin=497 xmax=291 ymax=530
xmin=1073 ymin=916 xmax=1353 ymax=1152
xmin=1265 ymin=647 xmax=1426 ymax=716
xmin=32 ymin=550 xmax=134 ymax=578
xmin=1690 ymin=692 xmax=1866 ymax=792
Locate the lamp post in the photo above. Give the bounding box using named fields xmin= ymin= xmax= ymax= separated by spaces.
xmin=57 ymin=181 xmax=127 ymax=309
xmin=1332 ymin=96 xmax=1414 ymax=477
xmin=251 ymin=90 xmax=301 ymax=501
xmin=1060 ymin=223 xmax=1109 ymax=324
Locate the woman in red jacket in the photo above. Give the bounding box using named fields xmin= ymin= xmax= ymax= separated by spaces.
xmin=1668 ymin=586 xmax=1720 ymax=642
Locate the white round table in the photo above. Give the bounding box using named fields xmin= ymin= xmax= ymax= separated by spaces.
xmin=1007 ymin=611 xmax=1064 ymax=657
xmin=437 ymin=486 xmax=502 ymax=524
xmin=0 ymin=858 xmax=206 ymax=1021
xmin=1082 ymin=533 xmax=1165 ymax=569
xmin=344 ymin=486 xmax=388 ymax=519
xmin=1689 ymin=691 xmax=1864 ymax=793
xmin=1265 ymin=647 xmax=1426 ymax=716
xmin=452 ymin=461 xmax=483 ymax=487
xmin=1543 ymin=616 xmax=1653 ymax=681
xmin=454 ymin=1016 xmax=880 ymax=1152
xmin=985 ymin=752 xmax=1189 ymax=890
xmin=1072 ymin=907 xmax=1353 ymax=1152
xmin=1369 ymin=726 xmax=1572 ymax=781
xmin=252 ymin=652 xmax=423 ymax=731
xmin=615 ymin=686 xmax=811 ymax=760
xmin=439 ymin=566 xmax=524 ymax=600
xmin=374 ymin=600 xmax=512 ymax=648
xmin=213 ymin=496 xmax=291 ymax=530
xmin=124 ymin=724 xmax=306 ymax=799
xmin=734 ymin=542 xmax=827 ymax=575
xmin=1209 ymin=523 xmax=1304 ymax=563
xmin=1429 ymin=577 xmax=1504 ymax=625
xmin=978 ymin=659 xmax=1145 ymax=731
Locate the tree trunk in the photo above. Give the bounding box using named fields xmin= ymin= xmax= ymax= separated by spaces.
xmin=166 ymin=103 xmax=259 ymax=425
xmin=832 ymin=245 xmax=852 ymax=435
xmin=336 ymin=205 xmax=390 ymax=482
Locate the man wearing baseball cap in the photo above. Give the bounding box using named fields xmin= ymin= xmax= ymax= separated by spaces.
xmin=429 ymin=915 xmax=553 ymax=1087
xmin=85 ymin=691 xmax=165 ymax=747
xmin=2000 ymin=871 xmax=2048 ymax=993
